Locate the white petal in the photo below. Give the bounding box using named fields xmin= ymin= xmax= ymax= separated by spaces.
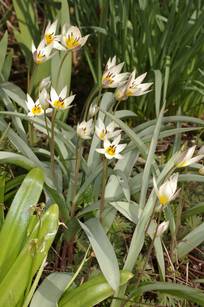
xmin=26 ymin=94 xmax=35 ymax=110
xmin=67 ymin=26 xmax=82 ymax=39
xmin=153 ymin=177 xmax=159 ymax=198
xmin=187 ymin=155 xmax=204 ymax=165
xmin=116 ymin=143 xmax=126 ymax=153
xmin=184 ymin=146 xmax=196 ymax=161
xmin=79 ymin=34 xmax=89 ymax=47
xmin=60 ymin=86 xmax=67 ymax=99
xmin=50 ymin=87 xmax=59 ymax=101
xmin=133 ymin=72 xmax=147 ymax=86
xmin=46 ymin=20 xmax=58 ymax=35
xmin=115 ymin=153 xmax=124 ymax=160
xmin=53 ymin=40 xmax=66 ymax=51
xmin=96 ymin=148 xmax=105 ymax=154
xmin=104 ymin=152 xmax=114 ymax=160
xmin=64 ymin=95 xmax=75 ymax=107
xmin=104 ymin=139 xmax=111 ymax=149
xmin=31 ymin=41 xmax=36 ymax=53
xmin=98 ymin=118 xmax=105 ymax=130
xmin=45 ymin=108 xmax=53 ymax=114
xmin=112 ymin=134 xmax=121 ymax=146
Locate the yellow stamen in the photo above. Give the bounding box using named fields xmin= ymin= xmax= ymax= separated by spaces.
xmin=45 ymin=32 xmax=54 ymax=45
xmin=102 ymin=72 xmax=114 ymax=86
xmin=31 ymin=105 xmax=43 ymax=115
xmin=106 ymin=145 xmax=116 ymax=156
xmin=159 ymin=194 xmax=169 ymax=206
xmin=53 ymin=99 xmax=65 ymax=109
xmin=36 ymin=51 xmax=45 ymax=64
xmin=65 ymin=33 xmax=80 ymax=49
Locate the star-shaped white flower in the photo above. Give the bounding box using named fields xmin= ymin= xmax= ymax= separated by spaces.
xmin=43 ymin=20 xmax=65 ymax=51
xmin=176 ymin=145 xmax=204 ymax=168
xmin=102 ymin=56 xmax=129 ymax=88
xmin=39 ymin=88 xmax=50 ymax=110
xmin=115 ymin=70 xmax=152 ymax=101
xmin=153 ymin=173 xmax=180 ymax=206
xmin=95 ymin=118 xmax=121 ymax=141
xmin=26 ymin=94 xmax=52 ymax=117
xmin=32 ymin=40 xmax=53 ymax=64
xmin=49 ymin=86 xmax=75 ymax=110
xmin=88 ymin=103 xmax=98 ymax=118
xmin=77 ymin=119 xmax=93 ymax=140
xmin=96 ymin=134 xmax=126 ymax=160
xmin=61 ymin=25 xmax=89 ymax=51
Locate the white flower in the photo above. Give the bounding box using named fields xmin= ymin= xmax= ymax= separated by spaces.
xmin=26 ymin=94 xmax=52 ymax=117
xmin=115 ymin=71 xmax=152 ymax=101
xmin=61 ymin=25 xmax=89 ymax=50
xmin=89 ymin=103 xmax=98 ymax=118
xmin=39 ymin=88 xmax=50 ymax=110
xmin=96 ymin=135 xmax=126 ymax=160
xmin=95 ymin=118 xmax=121 ymax=141
xmin=157 ymin=221 xmax=169 ymax=237
xmin=176 ymin=146 xmax=204 ymax=168
xmin=39 ymin=76 xmax=51 ymax=92
xmin=32 ymin=40 xmax=53 ymax=64
xmin=77 ymin=119 xmax=93 ymax=140
xmin=102 ymin=57 xmax=129 ymax=88
xmin=153 ymin=173 xmax=180 ymax=206
xmin=49 ymin=86 xmax=75 ymax=110
xmin=43 ymin=20 xmax=65 ymax=50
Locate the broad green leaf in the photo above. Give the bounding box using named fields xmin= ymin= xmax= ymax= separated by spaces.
xmin=110 ymin=201 xmax=139 ymax=224
xmin=183 ymin=202 xmax=204 ymax=218
xmin=176 ymin=221 xmax=204 ymax=259
xmin=0 ymin=168 xmax=44 ymax=280
xmin=59 ymin=271 xmax=133 ymax=307
xmin=30 ymin=272 xmax=73 ymax=307
xmin=79 ymin=217 xmax=120 ymax=291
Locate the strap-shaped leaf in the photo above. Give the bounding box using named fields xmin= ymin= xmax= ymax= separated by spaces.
xmin=79 ymin=217 xmax=120 ymax=291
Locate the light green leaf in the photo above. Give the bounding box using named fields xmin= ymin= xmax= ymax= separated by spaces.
xmin=79 ymin=218 xmax=120 ymax=291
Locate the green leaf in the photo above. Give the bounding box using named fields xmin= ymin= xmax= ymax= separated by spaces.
xmin=30 ymin=272 xmax=73 ymax=307
xmin=59 ymin=271 xmax=133 ymax=307
xmin=0 ymin=168 xmax=44 ymax=280
xmin=110 ymin=201 xmax=139 ymax=224
xmin=0 ymin=31 xmax=8 ymax=74
xmin=0 ymin=176 xmax=5 ymax=229
xmin=136 ymin=281 xmax=204 ymax=305
xmin=182 ymin=202 xmax=204 ymax=218
xmin=176 ymin=221 xmax=204 ymax=259
xmin=79 ymin=217 xmax=120 ymax=291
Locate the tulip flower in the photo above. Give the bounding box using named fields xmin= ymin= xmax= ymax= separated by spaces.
xmin=102 ymin=56 xmax=129 ymax=88
xmin=95 ymin=118 xmax=121 ymax=141
xmin=49 ymin=86 xmax=75 ymax=110
xmin=77 ymin=119 xmax=93 ymax=140
xmin=176 ymin=146 xmax=204 ymax=168
xmin=61 ymin=25 xmax=89 ymax=51
xmin=43 ymin=20 xmax=64 ymax=50
xmin=115 ymin=71 xmax=152 ymax=101
xmin=32 ymin=40 xmax=53 ymax=64
xmin=96 ymin=134 xmax=126 ymax=160
xmin=153 ymin=173 xmax=180 ymax=206
xmin=26 ymin=94 xmax=52 ymax=117
xmin=156 ymin=221 xmax=169 ymax=237
xmin=88 ymin=103 xmax=98 ymax=118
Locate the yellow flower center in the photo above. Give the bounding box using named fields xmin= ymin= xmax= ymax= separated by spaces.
xmin=53 ymin=99 xmax=65 ymax=109
xmin=36 ymin=51 xmax=45 ymax=64
xmin=176 ymin=161 xmax=188 ymax=168
xmin=99 ymin=129 xmax=106 ymax=140
xmin=126 ymin=87 xmax=134 ymax=96
xmin=65 ymin=33 xmax=80 ymax=49
xmin=159 ymin=194 xmax=169 ymax=206
xmin=44 ymin=32 xmax=54 ymax=45
xmin=106 ymin=145 xmax=116 ymax=156
xmin=31 ymin=105 xmax=43 ymax=115
xmin=102 ymin=72 xmax=114 ymax=86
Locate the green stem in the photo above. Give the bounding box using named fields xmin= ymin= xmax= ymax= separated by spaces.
xmin=136 ymin=210 xmax=162 ymax=287
xmin=99 ymin=158 xmax=108 ymax=224
xmin=56 ymin=51 xmax=69 ymax=90
xmin=70 ymin=138 xmax=83 ymax=217
xmin=50 ymin=109 xmax=57 ymax=179
xmin=113 ymin=100 xmax=121 ymax=113
xmin=28 ymin=122 xmax=34 ymax=146
xmin=44 ymin=111 xmax=50 ymax=141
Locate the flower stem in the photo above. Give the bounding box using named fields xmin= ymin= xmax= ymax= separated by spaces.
xmin=50 ymin=109 xmax=57 ymax=179
xmin=56 ymin=51 xmax=69 ymax=90
xmin=70 ymin=138 xmax=83 ymax=218
xmin=99 ymin=158 xmax=108 ymax=224
xmin=136 ymin=209 xmax=162 ymax=287
xmin=113 ymin=100 xmax=121 ymax=113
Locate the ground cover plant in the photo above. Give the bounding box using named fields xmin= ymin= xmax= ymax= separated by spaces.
xmin=1 ymin=1 xmax=204 ymax=306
